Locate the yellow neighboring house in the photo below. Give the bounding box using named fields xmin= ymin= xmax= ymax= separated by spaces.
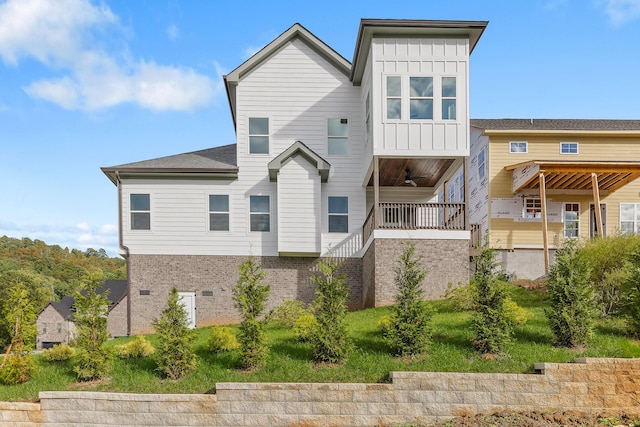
xmin=469 ymin=119 xmax=640 ymax=279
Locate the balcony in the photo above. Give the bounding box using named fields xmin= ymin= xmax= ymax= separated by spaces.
xmin=363 ymin=202 xmax=467 ymax=243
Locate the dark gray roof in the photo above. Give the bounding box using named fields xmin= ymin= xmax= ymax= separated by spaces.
xmin=104 ymin=144 xmax=237 ymax=170
xmin=471 ymin=119 xmax=640 ymax=131
xmin=41 ymin=280 xmax=128 ymax=320
xmin=49 ymin=296 xmax=75 ymax=320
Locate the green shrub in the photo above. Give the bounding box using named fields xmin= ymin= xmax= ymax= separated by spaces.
xmin=115 ymin=336 xmax=155 ymax=359
xmin=546 ymin=240 xmax=598 ymax=347
xmin=618 ymin=253 xmax=640 ymax=336
xmin=443 ymin=281 xmax=474 ymax=311
xmin=384 ymin=243 xmax=434 ymax=357
xmin=43 ymin=343 xmax=75 ymax=361
xmin=377 ymin=315 xmax=392 ymax=334
xmin=205 ymin=327 xmax=239 ymax=353
xmin=293 ymin=313 xmax=318 ymax=343
xmin=0 ymin=353 xmax=35 ymax=385
xmin=503 ymin=298 xmax=532 ymax=326
xmin=268 ymin=299 xmax=310 ymax=328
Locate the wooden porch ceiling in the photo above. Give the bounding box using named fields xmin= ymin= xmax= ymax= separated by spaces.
xmin=505 ymin=160 xmax=640 ymax=193
xmin=367 ymin=158 xmax=455 ymax=187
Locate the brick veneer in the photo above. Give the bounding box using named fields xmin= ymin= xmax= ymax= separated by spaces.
xmin=128 ymin=255 xmax=363 ymax=335
xmin=4 ymin=358 xmax=639 ymax=426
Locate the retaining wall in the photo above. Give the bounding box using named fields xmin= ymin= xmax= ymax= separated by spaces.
xmin=1 ymin=358 xmax=638 ymax=426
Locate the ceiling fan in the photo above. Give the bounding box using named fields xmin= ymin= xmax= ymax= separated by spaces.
xmin=403 ymin=168 xmax=426 ymax=187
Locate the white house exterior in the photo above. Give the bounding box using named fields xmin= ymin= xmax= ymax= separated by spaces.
xmin=103 ymin=19 xmax=488 ymax=335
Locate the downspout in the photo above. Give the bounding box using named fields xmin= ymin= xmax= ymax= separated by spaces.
xmin=115 ymin=171 xmax=132 ymax=336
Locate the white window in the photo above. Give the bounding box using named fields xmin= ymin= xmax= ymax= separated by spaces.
xmin=509 ymin=141 xmax=528 ymax=154
xmin=209 ymin=195 xmax=229 ymax=231
xmin=620 ymin=203 xmax=640 ymax=234
xmin=564 ymin=203 xmax=580 ymax=238
xmin=328 ymin=196 xmax=348 ymax=233
xmin=560 ymin=142 xmax=578 ymax=154
xmin=386 ymin=76 xmax=401 ymax=120
xmin=130 ymin=194 xmax=150 ymax=230
xmin=328 ymin=118 xmax=348 ymax=156
xmin=250 ymin=195 xmax=270 ymax=232
xmin=524 ymin=197 xmax=542 ymax=219
xmin=365 ymin=92 xmax=371 ymax=137
xmin=442 ymin=77 xmax=456 ymax=120
xmin=409 ymin=77 xmax=433 ymax=119
xmin=477 ymin=147 xmax=486 ymax=181
xmin=249 ymin=117 xmax=269 ymax=154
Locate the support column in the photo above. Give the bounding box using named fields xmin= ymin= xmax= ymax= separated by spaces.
xmin=373 ymin=156 xmax=380 ymax=229
xmin=539 ymin=172 xmax=549 ymax=274
xmin=592 ymin=173 xmax=603 ymax=237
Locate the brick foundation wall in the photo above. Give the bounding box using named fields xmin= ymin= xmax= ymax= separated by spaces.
xmin=107 ymin=297 xmax=128 ymax=338
xmin=368 ymin=239 xmax=470 ymax=307
xmin=6 ymin=358 xmax=639 ymax=426
xmin=129 ymin=255 xmax=363 ymax=335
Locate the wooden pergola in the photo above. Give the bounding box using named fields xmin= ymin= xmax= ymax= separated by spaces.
xmin=505 ymin=160 xmax=640 ymax=273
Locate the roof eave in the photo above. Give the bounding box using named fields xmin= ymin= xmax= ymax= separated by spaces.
xmin=101 ymin=167 xmax=239 ymax=185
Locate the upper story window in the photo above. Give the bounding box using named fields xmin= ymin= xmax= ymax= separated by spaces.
xmin=441 ymin=77 xmax=456 ymax=120
xmin=477 ymin=147 xmax=487 ymax=181
xmin=365 ymin=92 xmax=371 ymax=137
xmin=250 ymin=195 xmax=270 ymax=232
xmin=524 ymin=197 xmax=542 ymax=219
xmin=409 ymin=77 xmax=433 ymax=119
xmin=560 ymin=142 xmax=578 ymax=154
xmin=386 ymin=76 xmax=401 ymax=120
xmin=509 ymin=141 xmax=528 ymax=154
xmin=209 ymin=195 xmax=229 ymax=231
xmin=328 ymin=196 xmax=348 ymax=233
xmin=328 ymin=118 xmax=348 ymax=156
xmin=249 ymin=117 xmax=269 ymax=154
xmin=130 ymin=194 xmax=150 ymax=230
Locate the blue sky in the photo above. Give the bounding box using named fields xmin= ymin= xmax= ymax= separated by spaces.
xmin=1 ymin=0 xmax=640 ymax=256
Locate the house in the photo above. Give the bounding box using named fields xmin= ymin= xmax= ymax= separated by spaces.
xmin=468 ymin=119 xmax=640 ymax=279
xmin=102 ymin=19 xmax=488 ymax=335
xmin=36 ymin=280 xmax=128 ymax=349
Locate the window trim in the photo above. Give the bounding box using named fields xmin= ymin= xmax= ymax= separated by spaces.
xmin=328 ymin=196 xmax=349 ymax=233
xmin=477 ymin=147 xmax=487 ymax=181
xmin=560 ymin=142 xmax=579 ymax=155
xmin=441 ymin=76 xmax=457 ymax=120
xmin=248 ymin=117 xmax=270 ymax=155
xmin=249 ymin=194 xmax=271 ymax=232
xmin=208 ymin=194 xmax=230 ymax=232
xmin=327 ymin=118 xmax=349 ymax=156
xmin=130 ymin=193 xmax=151 ymax=231
xmin=523 ymin=197 xmax=542 ymax=219
xmin=563 ymin=202 xmax=580 ymax=238
xmin=509 ymin=141 xmax=528 ymax=154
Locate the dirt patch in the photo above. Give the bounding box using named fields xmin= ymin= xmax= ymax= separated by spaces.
xmin=423 ymin=411 xmax=640 ymax=426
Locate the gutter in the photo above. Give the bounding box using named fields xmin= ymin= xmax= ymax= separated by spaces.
xmin=114 ymin=171 xmax=132 ymax=337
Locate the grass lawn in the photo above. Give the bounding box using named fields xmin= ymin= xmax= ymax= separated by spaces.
xmin=1 ymin=285 xmax=639 ymax=402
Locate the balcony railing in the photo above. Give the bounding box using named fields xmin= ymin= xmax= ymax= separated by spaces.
xmin=363 ymin=202 xmax=466 ymax=243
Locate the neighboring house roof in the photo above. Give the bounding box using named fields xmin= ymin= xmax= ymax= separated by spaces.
xmin=224 ymin=23 xmax=351 ymax=128
xmin=268 ymin=140 xmax=331 ymax=182
xmin=39 ymin=280 xmax=128 ymax=321
xmin=101 ymin=144 xmax=238 ymax=184
xmin=471 ymin=119 xmax=640 ymax=133
xmin=351 ymin=19 xmax=488 ymax=85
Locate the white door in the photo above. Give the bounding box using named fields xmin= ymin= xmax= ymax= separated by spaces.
xmin=178 ymin=291 xmax=196 ymax=329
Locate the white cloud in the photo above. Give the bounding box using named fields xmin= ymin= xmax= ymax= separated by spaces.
xmin=602 ymin=0 xmax=640 ymax=25
xmin=0 ymin=0 xmax=216 ymax=112
xmin=167 ymin=24 xmax=179 ymax=41
xmin=76 ymin=222 xmax=91 ymax=231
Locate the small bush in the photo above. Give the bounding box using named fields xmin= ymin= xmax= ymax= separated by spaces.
xmin=205 ymin=327 xmax=239 ymax=353
xmin=443 ymin=281 xmax=474 ymax=311
xmin=503 ymin=299 xmax=532 ymax=326
xmin=115 ymin=336 xmax=155 ymax=359
xmin=377 ymin=315 xmax=392 ymax=334
xmin=43 ymin=343 xmax=75 ymax=362
xmin=293 ymin=314 xmax=318 ymax=343
xmin=0 ymin=353 xmax=35 ymax=385
xmin=268 ymin=299 xmax=310 ymax=328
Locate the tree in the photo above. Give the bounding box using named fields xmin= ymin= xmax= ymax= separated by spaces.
xmin=545 ymin=240 xmax=598 ymax=347
xmin=73 ymin=270 xmax=112 ymax=381
xmin=233 ymin=258 xmax=270 ymax=369
xmin=471 ymin=243 xmax=512 ymax=355
xmin=0 ymin=283 xmax=37 ymax=384
xmin=310 ymin=258 xmax=351 ymax=363
xmin=384 ymin=244 xmax=433 ymax=356
xmin=153 ymin=287 xmax=197 ymax=379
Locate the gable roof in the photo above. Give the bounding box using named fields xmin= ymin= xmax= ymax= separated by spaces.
xmin=102 ymin=144 xmax=238 ymax=184
xmin=267 ymin=141 xmax=331 ymax=182
xmin=224 ymin=23 xmax=351 ymax=128
xmin=471 ymin=119 xmax=640 ymax=134
xmin=46 ymin=296 xmax=75 ymax=320
xmin=39 ymin=280 xmax=128 ymax=321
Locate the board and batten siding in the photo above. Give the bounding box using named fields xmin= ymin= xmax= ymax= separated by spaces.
xmin=276 ymin=155 xmax=321 ymax=255
xmin=123 ymin=37 xmax=366 ymax=258
xmin=371 ymin=37 xmax=470 ymax=158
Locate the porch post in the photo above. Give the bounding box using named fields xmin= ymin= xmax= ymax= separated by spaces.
xmin=373 ymin=156 xmax=380 ymax=229
xmin=539 ymin=172 xmax=550 ymax=274
xmin=592 ymin=173 xmax=603 ymax=236
xmin=464 ymin=158 xmax=469 ymax=231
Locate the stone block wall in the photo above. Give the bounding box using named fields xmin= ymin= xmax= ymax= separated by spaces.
xmin=129 ymin=254 xmax=362 ymax=335
xmin=5 ymin=358 xmax=637 ymax=426
xmin=107 ymin=296 xmax=128 ymax=338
